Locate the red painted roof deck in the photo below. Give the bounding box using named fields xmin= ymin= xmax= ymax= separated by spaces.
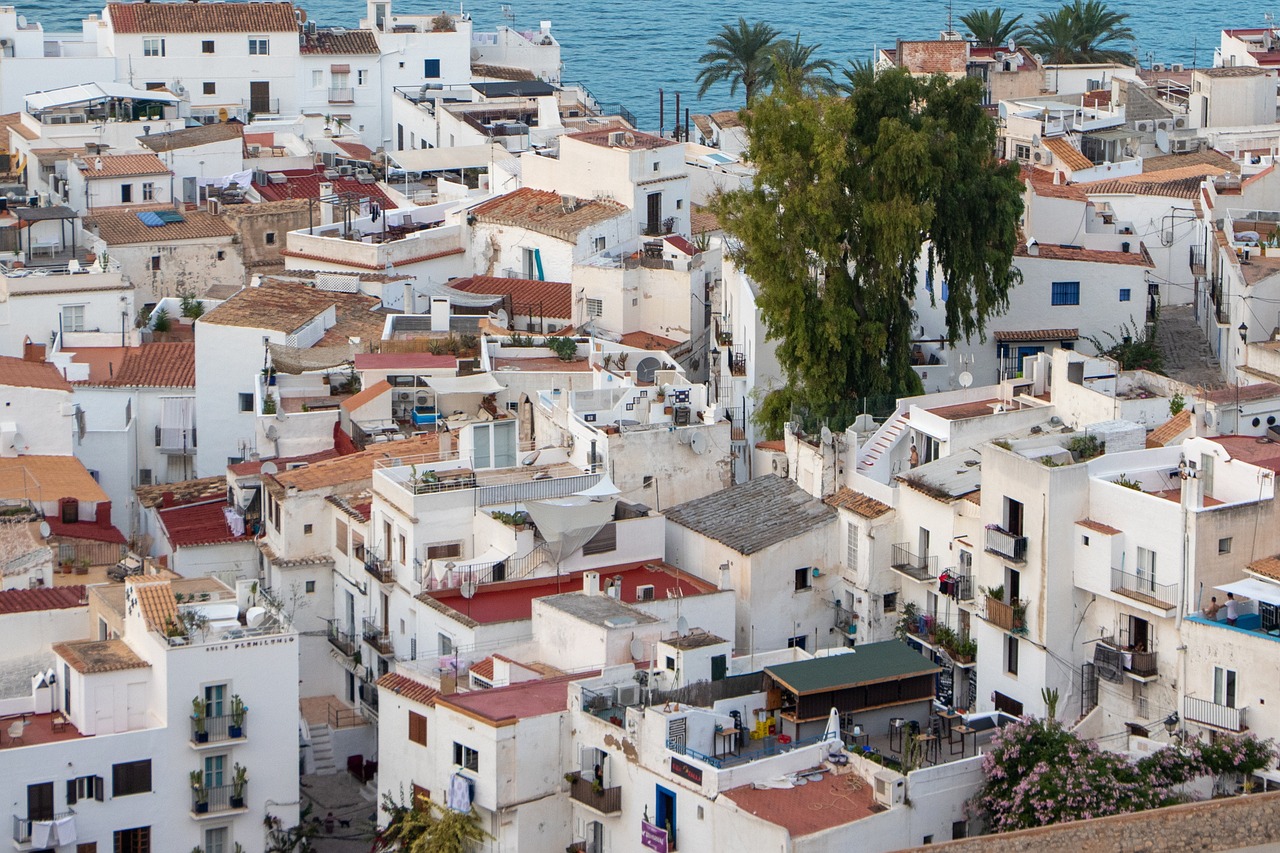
xmin=425 ymin=561 xmax=716 ymax=624
xmin=721 ymin=767 xmax=881 ymax=837
xmin=437 ymin=672 xmax=598 ymax=725
xmin=159 ymin=500 xmax=253 ymax=548
xmin=0 ymin=710 xmax=89 ymax=750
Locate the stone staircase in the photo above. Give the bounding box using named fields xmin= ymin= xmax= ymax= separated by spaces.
xmin=310 ymin=722 xmax=337 ymax=776
xmin=856 ymin=409 xmax=911 ymax=477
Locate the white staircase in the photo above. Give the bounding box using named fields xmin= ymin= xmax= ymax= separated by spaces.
xmin=856 ymin=409 xmax=911 ymax=477
xmin=310 ymin=723 xmax=337 ymax=776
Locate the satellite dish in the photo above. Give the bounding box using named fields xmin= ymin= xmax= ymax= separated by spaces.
xmin=38 ymin=521 xmax=51 ymax=538
xmin=218 ymin=107 xmax=229 ymax=122
xmin=630 ymin=638 xmax=644 ymax=659
xmin=676 ymin=616 xmax=689 ymax=637
xmin=820 ymin=426 xmax=833 ymax=446
xmin=260 ymin=461 xmax=278 ymax=476
xmin=689 ymin=432 xmax=708 ymax=455
xmin=16 ymin=15 xmax=26 ymax=27
xmin=958 ymin=370 xmax=974 ymax=389
xmin=635 ymin=356 xmax=662 ymax=384
xmin=461 ymin=578 xmax=478 ymax=599
xmin=265 ymin=425 xmax=280 ymax=441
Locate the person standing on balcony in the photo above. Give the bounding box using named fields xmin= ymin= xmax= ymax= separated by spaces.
xmin=1225 ymin=593 xmax=1239 ymax=626
xmin=1204 ymin=596 xmax=1221 ymax=620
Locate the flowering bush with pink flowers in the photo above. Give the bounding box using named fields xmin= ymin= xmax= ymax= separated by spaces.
xmin=976 ymin=717 xmax=1275 ymax=833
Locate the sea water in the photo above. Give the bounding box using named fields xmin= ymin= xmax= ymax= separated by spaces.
xmin=25 ymin=0 xmax=1231 ymax=126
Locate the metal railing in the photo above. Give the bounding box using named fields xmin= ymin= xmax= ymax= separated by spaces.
xmin=365 ymin=556 xmax=395 ymax=584
xmin=666 ymin=732 xmax=832 ymax=770
xmin=325 ymin=619 xmax=358 ymax=657
xmin=193 ymin=782 xmax=245 ymax=814
xmin=363 ymin=618 xmax=393 ymax=656
xmin=328 ymin=87 xmax=355 ymax=103
xmin=1098 ymin=638 xmax=1158 ymax=678
xmin=567 ymin=771 xmax=622 ymax=814
xmin=13 ymin=811 xmax=73 ymax=843
xmin=1184 ymin=696 xmax=1246 ymax=732
xmin=890 ymin=544 xmax=938 ymax=580
xmin=328 ymin=704 xmax=366 ymax=729
xmin=243 ymin=98 xmax=280 ymax=114
xmin=1110 ymin=568 xmax=1179 ymax=610
xmin=191 ymin=711 xmax=247 ymax=744
xmin=642 ymin=217 xmax=676 ymax=237
xmin=984 ymin=526 xmax=1027 ymax=563
xmin=940 ymin=569 xmax=973 ymax=601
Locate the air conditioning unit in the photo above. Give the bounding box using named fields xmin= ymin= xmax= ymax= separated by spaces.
xmin=771 ymin=455 xmax=789 ymax=477
xmin=1172 ymin=63 xmax=1185 ymax=72
xmin=207 ymin=197 xmax=222 ymax=214
xmin=336 ymin=165 xmax=354 ymax=176
xmin=246 ymin=144 xmax=261 ymax=156
xmin=1174 ymin=117 xmax=1186 ymax=128
xmin=1135 ymin=120 xmax=1154 ymax=132
xmin=615 ymin=684 xmax=640 ymax=706
xmin=267 ymin=172 xmax=287 ymax=184
xmin=396 ymin=391 xmax=413 ymax=401
xmin=1033 ymin=150 xmax=1053 ymax=165
xmin=1152 ymin=63 xmax=1165 ymax=72
xmin=607 ymin=130 xmax=625 ymax=146
xmin=873 ymin=771 xmax=905 ymax=808
xmin=1156 ymin=120 xmax=1171 ymax=131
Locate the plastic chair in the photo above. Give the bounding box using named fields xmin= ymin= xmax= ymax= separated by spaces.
xmin=7 ymin=720 xmax=24 ymax=744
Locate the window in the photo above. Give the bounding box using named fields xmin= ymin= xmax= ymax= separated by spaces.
xmin=142 ymin=37 xmax=165 ymax=57
xmin=265 ymin=232 xmax=276 ymax=245
xmin=582 ymin=522 xmax=617 ymax=555
xmin=78 ymin=844 xmax=98 ymax=853
xmin=305 ymin=580 xmax=315 ymax=593
xmin=409 ymin=711 xmax=428 ymax=745
xmin=1214 ymin=666 xmax=1237 ymax=708
xmin=1003 ymin=497 xmax=1024 ymax=536
xmin=786 ymin=635 xmax=808 ymax=650
xmin=203 ymin=82 xmax=216 ymax=95
xmin=424 ymin=58 xmax=440 ymax=78
xmin=68 ymin=774 xmax=104 ymax=805
xmin=142 ymin=182 xmax=154 ymax=201
xmin=203 ymin=828 xmax=228 ymax=853
xmin=652 ymin=162 xmax=660 ymax=172
xmin=1119 ymin=288 xmax=1131 ymax=302
xmin=238 ymin=393 xmax=253 ymax=412
xmin=794 ymin=566 xmax=812 ymax=592
xmin=452 ymin=742 xmax=479 ymax=771
xmin=882 ymin=591 xmax=898 ymax=613
xmin=216 ymin=251 xmax=225 ymax=261
xmin=113 ymin=827 xmax=150 ymax=853
xmin=204 ymin=683 xmax=225 ymax=717
xmin=665 ymin=655 xmax=676 ymax=670
xmin=1136 ymin=547 xmax=1156 ymax=588
xmin=248 ymin=37 xmax=269 ymax=55
xmin=438 ymin=632 xmax=453 ymax=656
xmin=1005 ymin=635 xmax=1019 ymax=675
xmin=204 ymin=754 xmax=225 ymax=787
xmin=202 ymin=40 xmax=215 ymax=53
xmin=121 ymin=184 xmax=133 ymax=203
xmin=112 ymin=760 xmax=152 ymax=796
xmin=304 ymin=523 xmax=313 ymax=535
xmin=335 ymin=519 xmax=349 ymax=555
xmin=312 ymin=69 xmax=323 ymax=88
xmin=1082 ymin=534 xmax=1090 ymax=546
xmin=586 ymin=297 xmax=604 ymax=318
xmin=676 ymin=198 xmax=684 ymax=209
xmin=138 ymin=468 xmax=152 ymax=486
xmin=150 ymin=255 xmax=161 ymax=271
xmin=592 ymin=235 xmax=607 ymax=253
xmin=1051 ymin=281 xmax=1080 ymax=306
xmin=62 ymin=304 xmax=86 ymax=332
xmin=952 ymin=820 xmax=968 ymax=840
xmin=357 ymin=69 xmax=368 ymax=85
xmin=1218 ymin=537 xmax=1232 ymax=555
xmin=1014 ymin=143 xmax=1031 ymax=160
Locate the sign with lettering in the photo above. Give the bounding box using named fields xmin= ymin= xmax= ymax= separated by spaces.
xmin=640 ymin=821 xmax=669 ymax=853
xmin=670 ymin=756 xmax=703 ymax=786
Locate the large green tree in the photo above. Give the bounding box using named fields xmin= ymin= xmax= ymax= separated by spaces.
xmin=771 ymin=35 xmax=839 ymax=96
xmin=696 ymin=18 xmax=782 ymax=104
xmin=713 ymin=67 xmax=1024 ymax=436
xmin=374 ymin=791 xmax=492 ymax=853
xmin=960 ymin=7 xmax=1023 ymax=47
xmin=1018 ymin=0 xmax=1136 ymax=64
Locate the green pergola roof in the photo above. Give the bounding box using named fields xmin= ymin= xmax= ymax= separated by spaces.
xmin=765 ymin=641 xmax=941 ymax=695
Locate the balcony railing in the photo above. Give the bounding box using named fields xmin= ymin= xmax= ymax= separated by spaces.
xmin=325 ymin=619 xmax=358 ymax=657
xmin=192 ymin=783 xmax=246 ymax=815
xmin=14 ymin=811 xmax=73 ymax=844
xmin=191 ymin=711 xmax=247 ymax=744
xmin=328 ymin=87 xmax=355 ymax=103
xmin=939 ymin=569 xmax=973 ymax=601
xmin=1098 ymin=639 xmax=1158 ymax=678
xmin=567 ymin=771 xmax=622 ymax=814
xmin=642 ymin=217 xmax=675 ymax=237
xmin=1110 ymin=567 xmax=1179 ymax=611
xmin=365 ymin=556 xmax=395 ymax=584
xmin=243 ymin=98 xmax=280 ymax=114
xmin=1184 ymin=696 xmax=1246 ymax=732
xmin=985 ymin=526 xmax=1027 ymax=563
xmin=985 ymin=596 xmax=1027 ymax=634
xmin=362 ymin=617 xmax=393 ymax=656
xmin=890 ymin=543 xmax=938 ymax=581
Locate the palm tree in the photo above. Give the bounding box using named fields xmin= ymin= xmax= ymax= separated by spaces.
xmin=771 ymin=35 xmax=839 ymax=95
xmin=375 ymin=792 xmax=492 ymax=853
xmin=696 ymin=18 xmax=782 ymax=104
xmin=960 ymin=8 xmax=1023 ymax=48
xmin=1018 ymin=0 xmax=1135 ymax=64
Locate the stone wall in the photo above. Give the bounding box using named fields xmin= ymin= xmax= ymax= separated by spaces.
xmin=897 ymin=791 xmax=1280 ymax=852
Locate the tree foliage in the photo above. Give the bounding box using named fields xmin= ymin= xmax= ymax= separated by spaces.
xmin=960 ymin=8 xmax=1024 ymax=47
xmin=712 ymin=67 xmax=1023 ymax=437
xmin=695 ymin=18 xmax=782 ymax=104
xmin=1017 ymin=0 xmax=1136 ymax=64
xmin=770 ymin=35 xmax=838 ymax=96
xmin=1085 ymin=319 xmax=1163 ymax=373
xmin=374 ymin=790 xmax=493 ymax=853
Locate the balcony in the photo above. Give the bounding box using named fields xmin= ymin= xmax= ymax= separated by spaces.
xmin=362 ymin=617 xmax=393 ymax=656
xmin=1184 ymin=696 xmax=1246 ymax=732
xmin=890 ymin=543 xmax=938 ymax=581
xmin=328 ymin=87 xmax=355 ymax=103
xmin=642 ymin=217 xmax=675 ymax=237
xmin=1095 ymin=638 xmax=1158 ymax=680
xmin=939 ymin=569 xmax=973 ymax=601
xmin=242 ymin=97 xmax=280 ymax=115
xmin=190 ymin=712 xmax=247 ymax=746
xmin=192 ymin=783 xmax=247 ymax=817
xmin=364 ymin=556 xmax=395 ymax=584
xmin=325 ymin=619 xmax=358 ymax=657
xmin=985 ymin=596 xmax=1027 ymax=634
xmin=984 ymin=526 xmax=1027 ymax=563
xmin=13 ymin=811 xmax=73 ymax=844
xmin=567 ymin=771 xmax=622 ymax=814
xmin=1110 ymin=568 xmax=1178 ymax=612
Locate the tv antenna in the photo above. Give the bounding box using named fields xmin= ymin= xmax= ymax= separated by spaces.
xmin=500 ymin=4 xmax=515 ymax=27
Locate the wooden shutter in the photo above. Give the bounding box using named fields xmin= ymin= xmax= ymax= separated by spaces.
xmin=408 ymin=711 xmax=427 ymax=746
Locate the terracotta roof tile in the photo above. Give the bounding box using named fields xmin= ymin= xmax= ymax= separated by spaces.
xmin=54 ymin=638 xmax=150 ymax=674
xmin=87 ymin=208 xmax=235 ymax=245
xmin=333 ymin=140 xmax=375 ymax=160
xmin=472 ymin=187 xmax=627 ymax=242
xmin=690 ymin=205 xmax=720 ymax=235
xmin=568 ymin=126 xmax=676 ymax=150
xmin=106 ymin=2 xmax=299 ymax=33
xmin=340 ymin=378 xmax=390 ymax=412
xmin=126 ymin=577 xmax=178 ymax=633
xmin=159 ymin=500 xmax=252 ymax=548
xmin=1247 ymin=555 xmax=1280 ymax=581
xmin=618 ymin=330 xmax=679 ymax=350
xmin=0 ymin=456 xmax=108 ymax=503
xmin=1017 ymin=242 xmax=1154 ymax=267
xmin=1077 ymin=519 xmax=1122 ymax=535
xmin=93 ymin=342 xmax=195 ymax=388
xmin=253 ymin=166 xmax=395 ymax=209
xmin=824 ymin=487 xmax=893 ymax=519
xmin=0 ymin=355 xmax=73 ymax=391
xmin=268 ymin=433 xmax=440 ymax=492
xmin=449 ymin=275 xmax=572 ymax=319
xmin=1202 ymin=382 xmax=1280 ymax=405
xmin=77 ymin=153 xmax=170 ymax=179
xmin=46 ymin=518 xmax=126 ymax=544
xmin=201 ymin=278 xmax=380 ymax=334
xmin=136 ymin=476 xmax=227 ymax=509
xmin=376 ymin=672 xmax=439 ymax=706
xmin=1143 ymin=148 xmax=1239 ymax=175
xmin=1042 ymin=136 xmax=1094 ymax=172
xmin=228 ymin=448 xmax=341 ymax=476
xmin=299 ymin=28 xmax=380 ymax=55
xmin=1146 ymin=410 xmax=1192 ymax=447
xmin=471 ymin=63 xmax=535 ymax=82
xmin=992 ymin=328 xmax=1079 ymax=342
xmin=469 ymin=656 xmax=495 ymax=680
xmin=709 ymin=109 xmax=743 ymax=129
xmin=138 ymin=122 xmax=243 ymax=153
xmin=0 ymin=585 xmax=87 ymax=614
xmin=722 ymin=770 xmax=879 ymax=837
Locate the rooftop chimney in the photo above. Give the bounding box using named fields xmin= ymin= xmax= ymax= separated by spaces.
xmin=583 ymin=570 xmax=600 ymax=596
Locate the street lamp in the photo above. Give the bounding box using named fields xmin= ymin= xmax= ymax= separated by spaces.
xmin=1239 ymin=322 xmax=1249 ymax=344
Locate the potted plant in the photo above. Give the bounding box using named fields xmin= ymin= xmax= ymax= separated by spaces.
xmin=191 ymin=770 xmax=209 ymax=813
xmin=229 ymin=695 xmax=246 ymax=738
xmin=74 ymin=557 xmax=90 ymax=576
xmin=192 ymin=697 xmax=208 ymax=742
xmin=1012 ymin=600 xmax=1028 ymax=633
xmin=230 ymin=762 xmax=247 ymax=808
xmin=151 ymin=307 xmax=172 ymax=334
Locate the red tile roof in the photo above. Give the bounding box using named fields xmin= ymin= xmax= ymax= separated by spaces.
xmin=1208 ymin=435 xmax=1280 ymax=473
xmin=472 ymin=187 xmax=627 ymax=241
xmin=1077 ymin=519 xmax=1122 ymax=535
xmin=46 ymin=519 xmax=127 ymax=544
xmin=87 ymin=208 xmax=235 ymax=246
xmin=469 ymin=656 xmax=495 ymax=680
xmin=664 ymin=235 xmax=698 ymax=256
xmin=77 ymin=153 xmax=170 ymax=179
xmin=340 ymin=379 xmax=390 ymax=412
xmin=0 ymin=585 xmax=88 ymax=614
xmin=253 ymin=166 xmax=395 ymax=209
xmin=1017 ymin=242 xmax=1154 ymax=267
xmin=993 ymin=328 xmax=1079 ymax=342
xmin=1042 ymin=136 xmax=1094 ymax=172
xmin=1146 ymin=410 xmax=1192 ymax=447
xmin=449 ymin=275 xmax=572 ymax=319
xmin=568 ymin=126 xmax=676 ymax=150
xmin=376 ymin=672 xmax=440 ymax=706
xmin=437 ymin=672 xmax=594 ymax=726
xmin=158 ymin=500 xmax=252 ymax=548
xmin=299 ymin=29 xmax=380 ymax=55
xmin=618 ymin=331 xmax=679 ymax=350
xmin=824 ymin=488 xmax=893 ymax=519
xmin=227 ymin=447 xmax=342 ymax=476
xmin=333 ymin=140 xmax=375 ymax=160
xmin=723 ymin=769 xmax=880 ymax=837
xmin=106 ymin=2 xmax=299 ymax=33
xmin=96 ymin=342 xmax=195 ymax=387
xmin=1202 ymin=382 xmax=1280 ymax=405
xmin=0 ymin=355 xmax=73 ymax=391
xmin=353 ymin=353 xmax=457 ymax=370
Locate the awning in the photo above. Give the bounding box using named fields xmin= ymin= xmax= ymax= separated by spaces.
xmin=426 ymin=373 xmax=504 ymax=395
xmin=25 ymin=82 xmax=180 ymax=111
xmin=575 ymin=474 xmax=620 ymax=497
xmin=331 ymin=64 xmax=351 ymax=74
xmin=388 ymin=144 xmax=510 ymax=173
xmin=1214 ymin=578 xmax=1280 ymax=607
